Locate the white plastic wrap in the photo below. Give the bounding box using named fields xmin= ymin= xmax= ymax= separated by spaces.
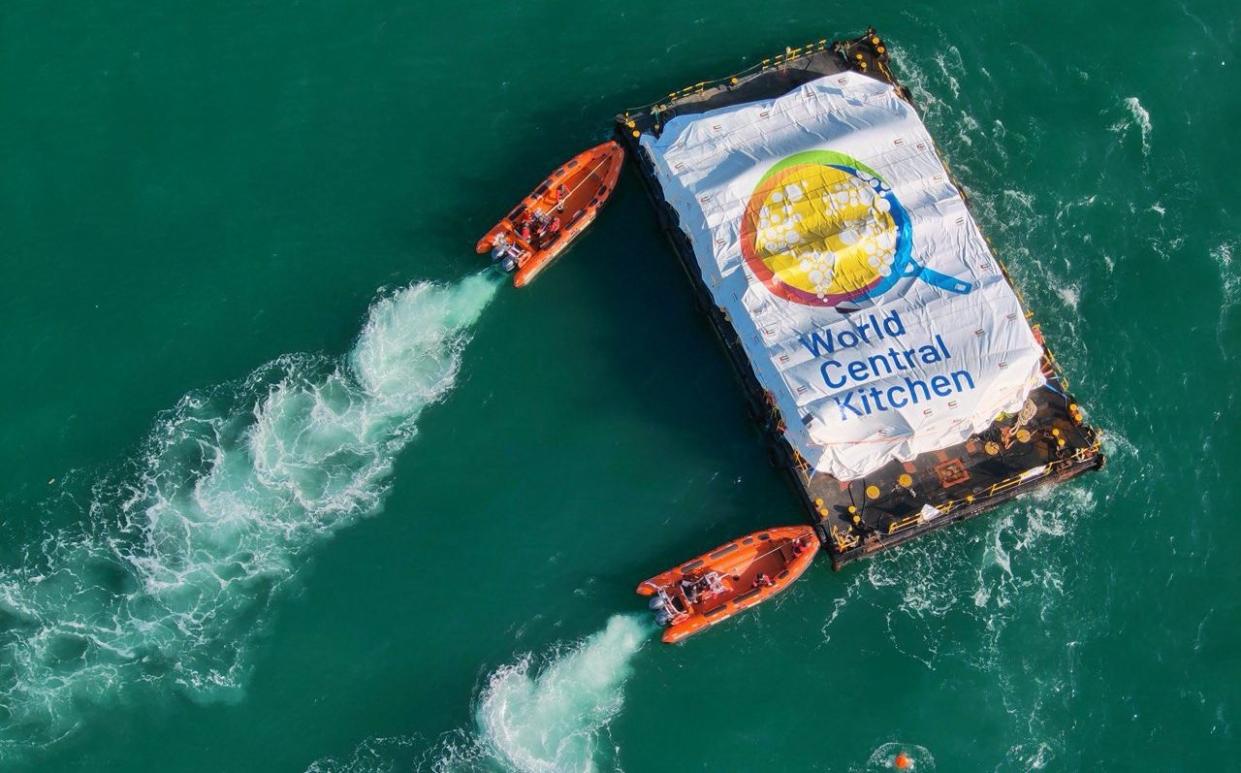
xmin=641 ymin=71 xmax=1044 ymax=480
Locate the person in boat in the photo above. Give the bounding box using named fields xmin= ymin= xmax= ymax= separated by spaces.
xmin=532 ymin=213 xmax=562 ymax=250
xmin=536 ymin=216 xmax=561 ymax=249
xmin=680 ymin=577 xmax=700 ymax=604
xmin=754 ymin=573 xmax=774 ymax=589
xmin=516 ymin=220 xmax=533 ymax=244
xmin=554 ymin=184 xmax=568 ymax=212
xmin=522 ymin=211 xmax=545 ymax=248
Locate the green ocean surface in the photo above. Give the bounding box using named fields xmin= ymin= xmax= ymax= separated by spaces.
xmin=1 ymin=1 xmax=1238 ymax=770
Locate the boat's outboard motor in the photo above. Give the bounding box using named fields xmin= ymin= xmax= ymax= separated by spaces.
xmin=490 ymin=235 xmax=520 ymax=273
xmin=650 ymin=589 xmax=677 ymax=627
xmin=489 ymin=234 xmax=509 ymax=262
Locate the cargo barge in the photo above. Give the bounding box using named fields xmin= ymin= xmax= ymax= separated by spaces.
xmin=616 ymin=30 xmax=1104 ymax=569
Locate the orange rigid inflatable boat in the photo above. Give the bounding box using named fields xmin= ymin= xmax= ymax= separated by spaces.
xmin=637 ymin=525 xmax=820 ymax=643
xmin=475 ymin=140 xmax=624 ymax=287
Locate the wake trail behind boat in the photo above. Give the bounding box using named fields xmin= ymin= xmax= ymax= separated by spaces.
xmin=310 ymin=615 xmax=653 ymax=773
xmin=0 ymin=272 xmax=501 ymax=759
xmin=459 ymin=615 xmax=652 ymax=773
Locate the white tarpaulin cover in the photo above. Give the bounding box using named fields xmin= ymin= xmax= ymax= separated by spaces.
xmin=641 ymin=70 xmax=1045 ymax=480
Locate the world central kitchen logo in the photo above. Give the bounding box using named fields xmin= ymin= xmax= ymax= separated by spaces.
xmin=739 ymin=150 xmax=984 ymax=420
xmin=739 ymin=149 xmax=972 ymax=307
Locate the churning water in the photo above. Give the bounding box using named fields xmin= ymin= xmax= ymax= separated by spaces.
xmin=0 ymin=274 xmax=499 ymax=756
xmin=309 ymin=615 xmax=651 ymax=773
xmin=3 ymin=0 xmax=1239 ymax=769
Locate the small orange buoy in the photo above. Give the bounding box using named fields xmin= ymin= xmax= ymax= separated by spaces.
xmin=893 ymin=751 xmax=912 ymax=769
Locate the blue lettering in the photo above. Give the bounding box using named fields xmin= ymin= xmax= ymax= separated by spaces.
xmin=918 ymin=344 xmax=942 ymax=365
xmin=905 ymin=376 xmax=930 ymax=404
xmin=882 ymin=310 xmax=906 ymax=337
xmin=887 ymin=384 xmax=908 ymax=408
xmin=820 ymin=359 xmax=846 ymax=389
xmin=867 ymin=352 xmax=894 ymax=377
xmin=833 ymin=390 xmax=864 ymax=420
xmin=798 ymin=330 xmax=835 ymax=357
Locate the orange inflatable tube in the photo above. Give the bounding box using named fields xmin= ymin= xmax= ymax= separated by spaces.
xmin=637 ymin=525 xmax=820 ymax=643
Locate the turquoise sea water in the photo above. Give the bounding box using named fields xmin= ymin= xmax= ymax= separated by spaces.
xmin=1 ymin=1 xmax=1238 ymax=770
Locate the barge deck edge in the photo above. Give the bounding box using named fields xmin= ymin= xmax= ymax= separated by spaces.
xmin=614 ymin=29 xmax=1105 ymax=569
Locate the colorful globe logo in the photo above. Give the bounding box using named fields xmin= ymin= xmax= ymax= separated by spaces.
xmin=739 ymin=150 xmax=913 ymax=307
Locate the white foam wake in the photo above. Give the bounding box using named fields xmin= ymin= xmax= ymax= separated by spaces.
xmin=1109 ymin=96 xmax=1152 ymax=157
xmin=1211 ymin=241 xmax=1239 ymax=341
xmin=0 ymin=273 xmax=500 ymax=756
xmin=866 ymin=742 xmax=935 ymax=770
xmin=312 ymin=615 xmax=651 ymax=773
xmin=818 ymin=484 xmax=1107 ymax=767
xmin=462 ymin=615 xmax=650 ymax=773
